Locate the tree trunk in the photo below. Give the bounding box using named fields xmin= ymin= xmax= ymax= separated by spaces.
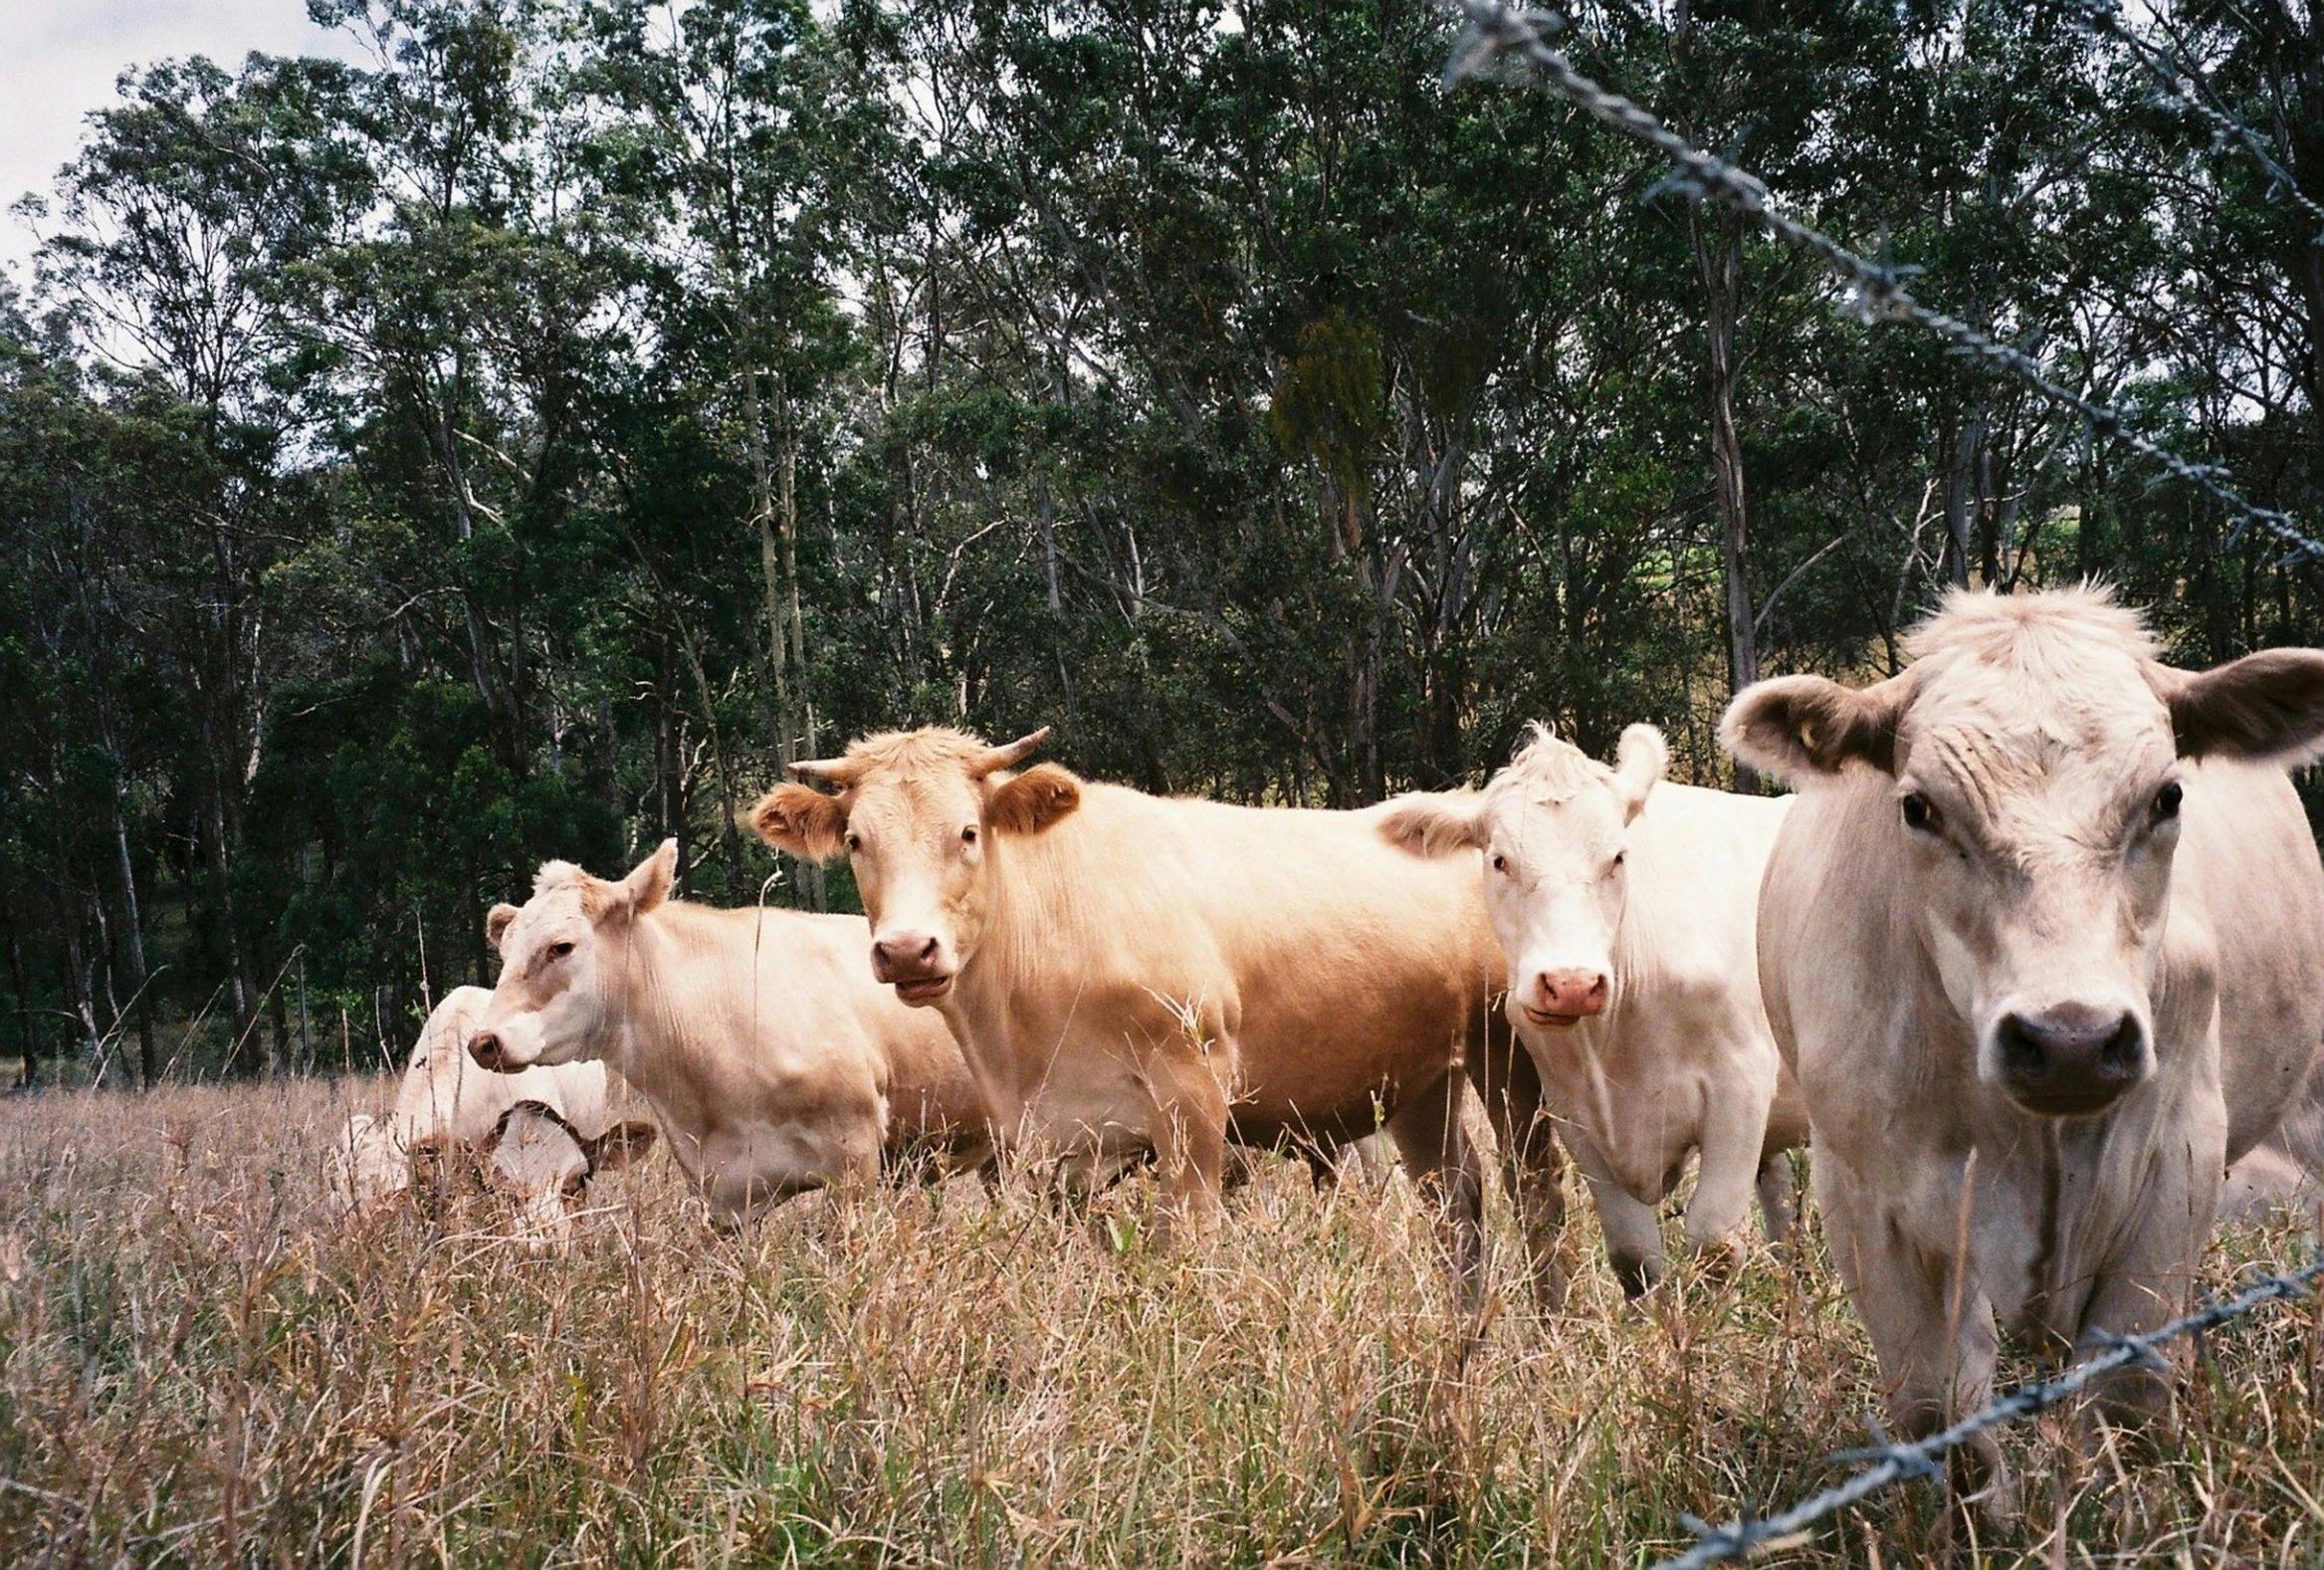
xmin=106 ymin=762 xmax=157 ymax=1086
xmin=6 ymin=913 xmax=36 ymax=1089
xmin=1693 ymin=206 xmax=1760 ymax=792
xmin=742 ymin=366 xmax=825 ymax=909
xmin=201 ymin=767 xmax=260 ymax=1077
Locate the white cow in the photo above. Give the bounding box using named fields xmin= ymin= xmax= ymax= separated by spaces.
xmin=1380 ymin=723 xmax=1806 ymax=1293
xmin=1724 ymin=585 xmax=2324 ymax=1520
xmin=329 ymin=985 xmax=655 ymax=1240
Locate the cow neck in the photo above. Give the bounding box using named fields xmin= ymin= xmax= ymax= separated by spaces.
xmin=598 ymin=903 xmax=720 ymax=1122
xmin=953 ymin=804 xmax=1103 ymax=1053
xmin=972 ymin=811 xmax=1089 ymax=977
xmin=1602 ymin=788 xmax=1693 ymax=1017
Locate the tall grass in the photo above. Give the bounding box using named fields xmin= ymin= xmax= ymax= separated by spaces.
xmin=0 ymin=1080 xmax=2317 ymax=1566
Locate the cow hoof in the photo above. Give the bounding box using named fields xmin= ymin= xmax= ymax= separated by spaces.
xmin=1686 ymin=1235 xmax=1748 ymax=1287
xmin=1610 ymin=1251 xmax=1663 ymax=1299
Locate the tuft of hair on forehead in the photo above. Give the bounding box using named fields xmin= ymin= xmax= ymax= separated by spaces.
xmin=531 ymin=860 xmax=591 ymax=897
xmin=528 ymin=858 xmax=622 ymax=920
xmin=1487 ymin=723 xmax=1608 ymax=805
xmin=838 ymin=726 xmax=994 ymax=779
xmin=1903 ymin=583 xmax=2158 ymax=669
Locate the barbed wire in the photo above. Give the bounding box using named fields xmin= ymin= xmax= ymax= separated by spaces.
xmin=2067 ymin=0 xmax=2324 ymax=242
xmin=1443 ymin=0 xmax=2324 ymax=565
xmin=1647 ymin=1251 xmax=2324 ymax=1568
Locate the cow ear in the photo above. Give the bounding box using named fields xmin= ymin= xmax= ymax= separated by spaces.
xmin=1376 ymin=790 xmax=1487 ymax=858
xmin=613 ymin=839 xmax=677 ymax=918
xmin=1611 ymin=724 xmax=1668 ymax=823
xmin=985 ymin=763 xmax=1081 ymax=836
xmin=583 ymin=1120 xmax=659 ymax=1174
xmin=486 ymin=903 xmax=521 ymax=950
xmin=1723 ymin=672 xmax=1907 ymax=782
xmin=749 ymin=784 xmax=850 ymax=861
xmin=2152 ymin=648 xmax=2324 ymax=764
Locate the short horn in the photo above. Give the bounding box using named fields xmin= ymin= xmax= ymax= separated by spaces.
xmin=975 ymin=726 xmax=1052 ymax=777
xmin=788 ymin=755 xmax=859 ymax=785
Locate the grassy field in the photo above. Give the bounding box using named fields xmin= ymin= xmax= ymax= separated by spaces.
xmin=0 ymin=1080 xmax=2319 ymax=1567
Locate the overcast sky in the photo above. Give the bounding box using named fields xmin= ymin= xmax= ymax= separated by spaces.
xmin=1 ymin=1 xmax=363 ymax=284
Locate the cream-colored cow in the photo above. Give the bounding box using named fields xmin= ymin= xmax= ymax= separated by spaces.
xmin=748 ymin=727 xmax=1569 ymax=1305
xmin=468 ymin=843 xmax=992 ymax=1225
xmin=329 ymin=985 xmax=655 ymax=1241
xmin=1379 ymin=723 xmax=1806 ymax=1294
xmin=1724 ymin=586 xmax=2324 ymax=1517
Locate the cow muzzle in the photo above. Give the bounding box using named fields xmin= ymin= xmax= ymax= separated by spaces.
xmin=871 ymin=931 xmax=953 ymax=1003
xmin=1991 ymin=1003 xmax=2149 ymax=1117
xmin=1520 ymin=968 xmax=1609 ymax=1029
xmin=469 ymin=1029 xmax=518 ymax=1071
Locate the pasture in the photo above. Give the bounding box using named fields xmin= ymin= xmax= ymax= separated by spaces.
xmin=1 ymin=1077 xmax=2318 ymax=1567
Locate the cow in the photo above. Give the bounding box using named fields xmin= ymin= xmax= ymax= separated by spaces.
xmin=1722 ymin=585 xmax=2324 ymax=1519
xmin=328 ymin=985 xmax=656 ymax=1242
xmin=746 ymin=726 xmax=1570 ymax=1307
xmin=1377 ymin=723 xmax=1806 ymax=1295
xmin=466 ymin=841 xmax=993 ymax=1226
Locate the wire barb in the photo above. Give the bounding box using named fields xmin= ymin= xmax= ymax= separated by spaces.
xmin=1446 ymin=0 xmax=2324 ymax=566
xmin=2067 ymin=0 xmax=2324 ymax=243
xmin=1640 ymin=1252 xmax=2324 ymax=1568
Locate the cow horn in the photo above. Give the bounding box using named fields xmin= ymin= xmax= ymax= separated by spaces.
xmin=788 ymin=755 xmax=860 ymax=785
xmin=975 ymin=727 xmax=1052 ymax=777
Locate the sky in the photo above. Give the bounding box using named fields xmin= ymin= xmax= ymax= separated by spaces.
xmin=0 ymin=1 xmax=364 ymax=284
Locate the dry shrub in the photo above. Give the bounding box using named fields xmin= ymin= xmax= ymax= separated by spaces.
xmin=0 ymin=1083 xmax=2316 ymax=1565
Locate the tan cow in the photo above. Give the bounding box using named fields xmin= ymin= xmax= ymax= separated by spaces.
xmin=1378 ymin=723 xmax=1806 ymax=1294
xmin=329 ymin=985 xmax=657 ymax=1242
xmin=467 ymin=842 xmax=992 ymax=1226
xmin=1723 ymin=586 xmax=2324 ymax=1515
xmin=747 ymin=727 xmax=1568 ymax=1304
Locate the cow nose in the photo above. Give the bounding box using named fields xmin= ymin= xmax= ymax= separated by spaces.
xmin=870 ymin=932 xmax=944 ymax=983
xmin=469 ymin=1030 xmax=508 ymax=1071
xmin=1535 ymin=969 xmax=1610 ymax=1017
xmin=1996 ymin=1005 xmax=2145 ymax=1115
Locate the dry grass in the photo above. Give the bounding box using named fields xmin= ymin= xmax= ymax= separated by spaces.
xmin=0 ymin=1080 xmax=2319 ymax=1567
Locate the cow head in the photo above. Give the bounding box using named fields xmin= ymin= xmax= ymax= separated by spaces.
xmin=470 ymin=841 xmax=677 ymax=1070
xmin=747 ymin=726 xmax=1080 ymax=1005
xmin=1380 ymin=724 xmax=1665 ymax=1032
xmin=1724 ymin=586 xmax=2324 ymax=1119
xmin=481 ymin=1100 xmax=658 ymax=1245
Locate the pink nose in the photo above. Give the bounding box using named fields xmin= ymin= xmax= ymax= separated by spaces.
xmin=870 ymin=932 xmax=945 ymax=985
xmin=469 ymin=1031 xmax=510 ymax=1071
xmin=1535 ymin=970 xmax=1609 ymax=1018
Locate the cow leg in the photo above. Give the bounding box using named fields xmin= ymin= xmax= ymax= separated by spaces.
xmin=1470 ymin=1045 xmax=1571 ymax=1311
xmin=1560 ymin=1124 xmax=1663 ymax=1296
xmin=2070 ymin=1156 xmax=2212 ymax=1435
xmin=1680 ymin=1074 xmax=1777 ymax=1273
xmin=1146 ymin=1052 xmax=1229 ymax=1238
xmin=1815 ymin=1153 xmax=2015 ymax=1529
xmin=1754 ymin=1151 xmax=1798 ymax=1248
xmin=1385 ymin=1070 xmax=1486 ymax=1312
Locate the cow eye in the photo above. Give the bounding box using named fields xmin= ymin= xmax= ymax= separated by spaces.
xmin=844 ymin=831 xmax=863 ymax=852
xmin=2154 ymin=781 xmax=2183 ymax=821
xmin=1900 ymin=792 xmax=1941 ymax=834
xmin=547 ymin=941 xmax=575 ymax=961
xmin=1490 ymin=853 xmax=1507 ymax=873
xmin=960 ymin=824 xmax=978 ymax=846
xmin=1610 ymin=851 xmax=1625 ymax=870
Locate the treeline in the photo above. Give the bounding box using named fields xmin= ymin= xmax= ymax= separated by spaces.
xmin=3 ymin=0 xmax=2320 ymax=1082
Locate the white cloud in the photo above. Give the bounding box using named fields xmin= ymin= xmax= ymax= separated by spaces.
xmin=0 ymin=1 xmax=365 ymax=287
